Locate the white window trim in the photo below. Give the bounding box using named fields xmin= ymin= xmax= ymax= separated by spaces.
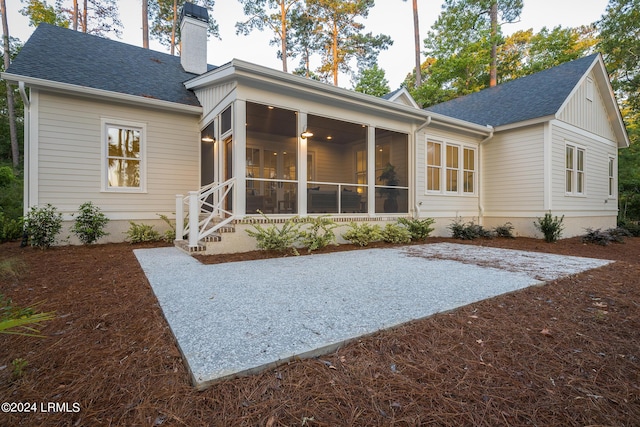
xmin=101 ymin=118 xmax=147 ymax=193
xmin=565 ymin=141 xmax=586 ymax=197
xmin=220 ymin=104 xmax=233 ymax=141
xmin=426 ymin=139 xmax=443 ymax=193
xmin=426 ymin=138 xmax=477 ymax=196
xmin=608 ymin=155 xmax=616 ymax=199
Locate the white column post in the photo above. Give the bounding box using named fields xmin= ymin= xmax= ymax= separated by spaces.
xmin=233 ymin=100 xmax=247 ymax=216
xmin=188 ymin=191 xmax=200 ymax=248
xmin=175 ymin=194 xmax=184 ymax=241
xmin=367 ymin=126 xmax=376 ymax=216
xmin=298 ymin=112 xmax=308 ymax=216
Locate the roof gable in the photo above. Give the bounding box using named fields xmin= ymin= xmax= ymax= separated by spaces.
xmin=382 ymin=87 xmax=420 ymax=108
xmin=426 ymin=54 xmax=600 ymax=128
xmin=6 ymin=24 xmax=210 ymax=107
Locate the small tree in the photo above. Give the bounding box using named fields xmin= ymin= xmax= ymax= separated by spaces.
xmin=534 ymin=212 xmax=564 ymax=243
xmin=72 ymin=201 xmax=109 ymax=244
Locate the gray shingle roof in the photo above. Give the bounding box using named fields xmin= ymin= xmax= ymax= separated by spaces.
xmin=425 ymin=54 xmax=599 ymax=127
xmin=7 ymin=23 xmax=214 ymax=107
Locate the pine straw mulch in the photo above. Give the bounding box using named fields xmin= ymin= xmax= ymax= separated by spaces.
xmin=0 ymin=236 xmax=639 ymax=426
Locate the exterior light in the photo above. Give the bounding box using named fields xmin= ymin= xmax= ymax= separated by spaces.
xmin=201 ymin=136 xmax=215 ymax=143
xmin=301 ymin=128 xmax=314 ymax=138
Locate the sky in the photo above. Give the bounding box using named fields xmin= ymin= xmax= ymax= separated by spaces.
xmin=4 ymin=0 xmax=610 ymax=89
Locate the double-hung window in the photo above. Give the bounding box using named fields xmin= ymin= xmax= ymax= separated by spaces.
xmin=608 ymin=156 xmax=616 ymax=198
xmin=427 ymin=141 xmax=442 ymax=191
xmin=103 ymin=119 xmax=146 ymax=192
xmin=565 ymin=143 xmax=585 ymax=195
xmin=427 ymin=140 xmax=476 ymax=195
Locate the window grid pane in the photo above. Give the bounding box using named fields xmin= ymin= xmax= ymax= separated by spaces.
xmin=107 ymin=125 xmax=142 ymax=189
xmin=427 ymin=141 xmax=442 ymax=191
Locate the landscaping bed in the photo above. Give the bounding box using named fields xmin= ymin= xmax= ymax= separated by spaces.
xmin=1 ymin=237 xmax=639 ymax=426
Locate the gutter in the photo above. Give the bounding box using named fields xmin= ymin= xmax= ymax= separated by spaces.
xmin=413 ymin=116 xmax=432 ymax=218
xmin=2 ymin=72 xmax=203 ymax=114
xmin=19 ymin=81 xmax=30 ymax=107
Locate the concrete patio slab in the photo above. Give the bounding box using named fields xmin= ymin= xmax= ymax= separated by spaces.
xmin=134 ymin=243 xmax=611 ymax=390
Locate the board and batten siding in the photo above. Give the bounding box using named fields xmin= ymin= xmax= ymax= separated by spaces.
xmin=550 ymin=123 xmax=618 ymax=215
xmin=557 ymin=70 xmax=616 ymax=142
xmin=194 ymin=82 xmax=236 ymax=116
xmin=35 ymin=91 xmax=201 ymax=219
xmin=481 ymin=125 xmax=545 ymax=215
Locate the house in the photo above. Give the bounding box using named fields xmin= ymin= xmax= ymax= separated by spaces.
xmin=1 ymin=3 xmax=629 ymax=253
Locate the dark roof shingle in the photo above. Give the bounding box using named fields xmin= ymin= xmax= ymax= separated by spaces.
xmin=425 ymin=54 xmax=599 ymax=127
xmin=7 ymin=23 xmax=213 ymax=107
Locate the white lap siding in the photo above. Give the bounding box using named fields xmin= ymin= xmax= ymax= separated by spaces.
xmin=35 ymin=91 xmax=200 ymax=220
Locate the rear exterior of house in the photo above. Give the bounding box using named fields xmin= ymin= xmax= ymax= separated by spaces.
xmin=1 ymin=5 xmax=629 ymax=253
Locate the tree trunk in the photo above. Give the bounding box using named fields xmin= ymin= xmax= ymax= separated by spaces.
xmin=280 ymin=0 xmax=288 ymax=72
xmin=412 ymin=0 xmax=421 ymax=88
xmin=332 ymin=21 xmax=338 ymax=86
xmin=170 ymin=0 xmax=177 ymax=55
xmin=0 ymin=0 xmax=19 ymax=168
xmin=489 ymin=1 xmax=498 ymax=87
xmin=73 ymin=0 xmax=78 ymax=31
xmin=142 ymin=0 xmax=149 ymax=49
xmin=82 ymin=0 xmax=88 ymax=33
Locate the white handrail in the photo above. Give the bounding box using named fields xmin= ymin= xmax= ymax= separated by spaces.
xmin=175 ymin=177 xmax=236 ymax=248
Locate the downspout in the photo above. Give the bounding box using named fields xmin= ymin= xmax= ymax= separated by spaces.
xmin=19 ymin=81 xmax=30 ymax=107
xmin=478 ymin=125 xmax=494 ymax=225
xmin=413 ymin=116 xmax=432 ymax=218
xmin=19 ymin=82 xmax=31 ymax=215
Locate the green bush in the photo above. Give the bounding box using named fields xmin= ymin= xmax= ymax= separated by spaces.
xmin=534 ymin=212 xmax=564 ymax=243
xmin=397 ymin=217 xmax=435 ymax=241
xmin=246 ymin=212 xmax=300 ymax=254
xmin=381 ymin=223 xmax=412 ymax=244
xmin=0 ymin=166 xmax=24 ymax=220
xmin=618 ymin=219 xmax=640 ymax=237
xmin=0 ymin=212 xmax=23 ymax=243
xmin=493 ymin=222 xmax=515 ymax=238
xmin=23 ymin=204 xmax=63 ymax=249
xmin=341 ymin=222 xmax=382 ymax=247
xmin=448 ymin=218 xmax=493 ymax=240
xmin=125 ymin=221 xmax=161 ymax=243
xmin=72 ymin=202 xmax=109 ymax=244
xmin=582 ymin=227 xmax=631 ymax=246
xmin=158 ymin=214 xmax=177 ymax=242
xmin=299 ymin=216 xmax=338 ymax=252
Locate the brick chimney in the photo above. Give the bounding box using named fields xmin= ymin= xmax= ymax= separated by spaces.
xmin=180 ymin=2 xmax=208 ymax=75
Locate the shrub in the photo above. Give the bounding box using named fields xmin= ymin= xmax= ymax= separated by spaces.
xmin=0 ymin=212 xmax=23 ymax=243
xmin=493 ymin=222 xmax=515 ymax=239
xmin=618 ymin=219 xmax=640 ymax=237
xmin=246 ymin=212 xmax=300 ymax=254
xmin=72 ymin=202 xmax=109 ymax=244
xmin=299 ymin=216 xmax=338 ymax=252
xmin=341 ymin=222 xmax=382 ymax=247
xmin=582 ymin=227 xmax=631 ymax=246
xmin=126 ymin=221 xmax=161 ymax=243
xmin=23 ymin=204 xmax=63 ymax=249
xmin=381 ymin=223 xmax=412 ymax=244
xmin=158 ymin=214 xmax=177 ymax=242
xmin=534 ymin=212 xmax=564 ymax=243
xmin=397 ymin=217 xmax=435 ymax=241
xmin=448 ymin=218 xmax=493 ymax=240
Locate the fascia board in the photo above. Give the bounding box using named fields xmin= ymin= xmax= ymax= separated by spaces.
xmin=186 ymin=59 xmax=492 ymax=136
xmin=554 ymin=55 xmax=630 ymax=148
xmin=493 ymin=115 xmax=555 ymax=132
xmin=1 ymin=72 xmax=203 ymax=115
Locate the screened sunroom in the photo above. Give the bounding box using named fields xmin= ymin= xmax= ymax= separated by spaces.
xmin=200 ymin=100 xmax=409 ymax=218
